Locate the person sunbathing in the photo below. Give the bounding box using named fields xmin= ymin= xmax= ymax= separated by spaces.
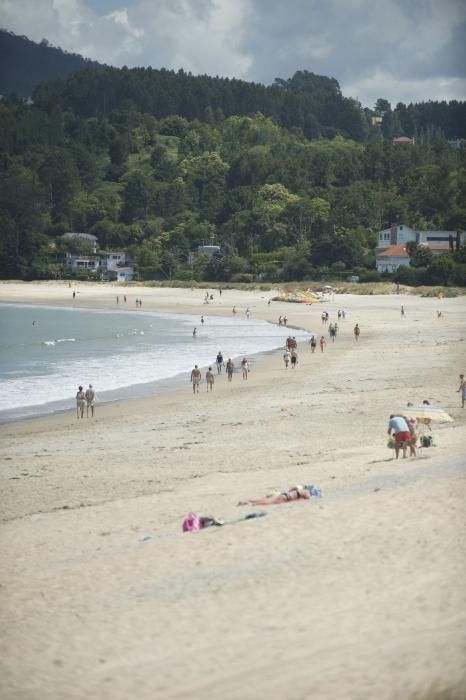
xmin=238 ymin=484 xmax=321 ymax=506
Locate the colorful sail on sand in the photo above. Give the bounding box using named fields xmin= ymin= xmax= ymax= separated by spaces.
xmin=271 ymin=288 xmax=324 ymax=304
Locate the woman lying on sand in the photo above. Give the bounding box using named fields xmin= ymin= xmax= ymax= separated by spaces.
xmin=238 ymin=484 xmax=321 ymax=506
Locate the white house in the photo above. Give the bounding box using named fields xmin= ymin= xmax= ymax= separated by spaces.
xmin=417 ymin=229 xmax=464 ymax=254
xmin=107 ymin=267 xmax=134 ymax=282
xmin=99 ymin=252 xmax=126 ymax=271
xmin=65 ymin=254 xmax=100 ymax=272
xmin=376 ymin=244 xmax=410 ymax=273
xmin=377 ymin=224 xmax=417 ymax=251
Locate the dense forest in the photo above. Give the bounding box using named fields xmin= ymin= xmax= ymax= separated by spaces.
xmin=0 ymin=30 xmax=105 ymax=97
xmin=1 ymin=33 xmax=465 ymax=285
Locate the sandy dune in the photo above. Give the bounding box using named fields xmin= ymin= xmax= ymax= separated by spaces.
xmin=1 ymin=282 xmax=465 ymax=700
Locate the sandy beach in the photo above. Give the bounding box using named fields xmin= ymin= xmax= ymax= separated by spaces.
xmin=1 ymin=281 xmax=465 ymax=700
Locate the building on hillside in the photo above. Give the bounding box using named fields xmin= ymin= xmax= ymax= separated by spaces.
xmin=99 ymin=251 xmax=126 ymax=271
xmin=62 ymin=232 xmax=98 ymax=253
xmin=107 ymin=267 xmax=134 ymax=282
xmin=65 ymin=254 xmax=100 ymax=272
xmin=416 ymin=229 xmax=465 ymax=253
xmin=392 ymin=136 xmax=415 ymax=145
xmin=376 ymin=224 xmax=465 ymax=272
xmin=377 ymin=224 xmax=417 ymax=250
xmin=376 ymin=244 xmax=410 ymax=273
xmin=197 ymin=245 xmax=221 ymax=257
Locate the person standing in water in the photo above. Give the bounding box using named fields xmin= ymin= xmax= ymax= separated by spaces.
xmin=216 ymin=351 xmax=224 ymax=374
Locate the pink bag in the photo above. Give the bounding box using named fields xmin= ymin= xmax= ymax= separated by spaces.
xmin=182 ymin=512 xmax=202 ymax=532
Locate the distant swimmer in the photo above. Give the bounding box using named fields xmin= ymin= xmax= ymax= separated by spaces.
xmin=32 ymin=320 xmax=36 ymax=326
xmin=193 ymin=327 xmax=197 ymax=337
xmin=85 ymin=384 xmax=96 ymax=417
xmin=206 ymin=367 xmax=215 ymax=392
xmin=191 ymin=365 xmax=201 ymax=393
xmin=76 ymin=386 xmax=86 ymax=419
xmin=201 ymin=315 xmax=205 ymax=325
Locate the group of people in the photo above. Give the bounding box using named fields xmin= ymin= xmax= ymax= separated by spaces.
xmin=387 ymin=400 xmax=433 ymax=458
xmin=191 ymin=354 xmax=250 ymax=392
xmin=75 ymin=384 xmax=96 ymax=418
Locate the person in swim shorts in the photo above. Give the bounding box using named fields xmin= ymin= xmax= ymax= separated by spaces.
xmin=388 ymin=414 xmax=410 ymax=459
xmin=205 ymin=367 xmax=214 ymax=392
xmin=85 ymin=384 xmax=96 ymax=417
xmin=190 ymin=365 xmax=201 ymax=393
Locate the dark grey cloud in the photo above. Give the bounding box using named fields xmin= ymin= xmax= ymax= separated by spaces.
xmin=0 ymin=0 xmax=464 ymax=107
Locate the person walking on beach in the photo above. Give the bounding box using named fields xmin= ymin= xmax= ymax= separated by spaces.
xmin=241 ymin=357 xmax=249 ymax=379
xmin=76 ymin=386 xmax=86 ymax=419
xmin=283 ymin=348 xmax=291 ymax=368
xmin=278 ymin=316 xmax=283 ymax=327
xmin=201 ymin=315 xmax=205 ymax=325
xmin=85 ymin=384 xmax=96 ymax=418
xmin=291 ymin=349 xmax=298 ymax=368
xmin=283 ymin=316 xmax=288 ymax=327
xmin=226 ymin=358 xmax=235 ymax=381
xmin=206 ymin=367 xmax=214 ymax=392
xmin=191 ymin=365 xmax=201 ymax=393
xmin=216 ymin=351 xmax=224 ymax=374
xmin=246 ymin=308 xmax=250 ymax=319
xmin=388 ymin=415 xmax=410 ymax=459
xmin=354 ymin=323 xmax=360 ymax=341
xmin=401 ymin=305 xmax=405 ymax=317
xmin=310 ymin=335 xmax=317 ymax=353
xmin=319 ymin=336 xmax=326 ymax=352
xmin=232 ymin=306 xmax=237 ymax=314
xmin=457 ymin=374 xmax=466 ymax=408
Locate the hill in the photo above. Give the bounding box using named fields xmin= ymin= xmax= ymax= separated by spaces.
xmin=0 ymin=29 xmax=106 ymax=97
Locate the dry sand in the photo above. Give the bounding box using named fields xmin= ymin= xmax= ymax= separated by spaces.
xmin=1 ymin=282 xmax=465 ymax=700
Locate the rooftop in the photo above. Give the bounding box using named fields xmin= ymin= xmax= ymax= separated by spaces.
xmin=377 ymin=244 xmax=409 ymax=258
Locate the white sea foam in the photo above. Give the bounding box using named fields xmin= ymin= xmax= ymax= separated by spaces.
xmin=0 ymin=304 xmax=310 ymax=419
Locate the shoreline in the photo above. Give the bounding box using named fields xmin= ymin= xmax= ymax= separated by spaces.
xmin=1 ymin=282 xmax=465 ymax=700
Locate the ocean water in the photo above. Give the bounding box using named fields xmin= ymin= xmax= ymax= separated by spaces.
xmin=0 ymin=304 xmax=310 ymax=423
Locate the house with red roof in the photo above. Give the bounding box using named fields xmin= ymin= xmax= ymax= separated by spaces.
xmin=376 ymin=244 xmax=411 ymax=273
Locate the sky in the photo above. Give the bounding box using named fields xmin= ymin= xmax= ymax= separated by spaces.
xmin=1 ymin=0 xmax=465 ymax=107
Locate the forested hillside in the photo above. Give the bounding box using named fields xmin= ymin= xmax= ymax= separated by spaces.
xmin=1 ymin=35 xmax=465 ymax=285
xmin=0 ymin=30 xmax=105 ymax=97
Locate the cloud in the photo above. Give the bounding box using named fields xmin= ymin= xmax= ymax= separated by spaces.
xmin=1 ymin=0 xmax=465 ymax=106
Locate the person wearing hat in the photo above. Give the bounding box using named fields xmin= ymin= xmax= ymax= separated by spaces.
xmin=85 ymin=384 xmax=96 ymax=417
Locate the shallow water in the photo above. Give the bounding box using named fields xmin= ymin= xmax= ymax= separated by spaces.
xmin=0 ymin=303 xmax=310 ymax=422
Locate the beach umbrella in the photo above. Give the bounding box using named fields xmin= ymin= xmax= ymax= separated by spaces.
xmin=397 ymin=405 xmax=454 ymax=422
